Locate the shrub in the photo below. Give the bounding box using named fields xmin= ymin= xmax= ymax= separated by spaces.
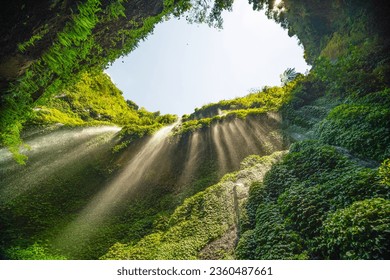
xmin=262 ymin=140 xmax=349 ymax=200
xmin=237 ymin=202 xmax=307 ymax=260
xmin=317 ymin=100 xmax=390 ymax=161
xmin=320 ymin=198 xmax=390 ymax=259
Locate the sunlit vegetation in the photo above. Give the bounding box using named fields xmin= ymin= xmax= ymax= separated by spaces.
xmin=320 ymin=198 xmax=390 ymax=259
xmin=31 ymin=72 xmax=138 ymax=126
xmin=0 ymin=0 xmax=190 ymax=162
xmin=233 ymin=0 xmax=390 ymax=260
xmin=0 ymin=121 xmax=224 ymax=259
xmin=5 ymin=243 xmax=66 ymax=260
xmin=28 ymin=71 xmax=177 ymax=151
xmin=316 ymin=90 xmax=390 ymax=162
xmin=175 ymin=78 xmax=302 ymax=135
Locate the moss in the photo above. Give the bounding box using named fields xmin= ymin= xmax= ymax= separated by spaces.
xmin=5 ymin=243 xmax=66 ymax=260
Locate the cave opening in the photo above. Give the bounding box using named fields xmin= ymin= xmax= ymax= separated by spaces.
xmin=105 ymin=1 xmax=309 ymax=116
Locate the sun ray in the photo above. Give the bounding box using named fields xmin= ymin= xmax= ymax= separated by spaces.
xmin=211 ymin=123 xmax=229 ymax=175
xmin=231 ymin=119 xmax=259 ymax=154
xmin=54 ymin=122 xmax=179 ymax=251
xmin=177 ymin=132 xmax=201 ymax=187
xmin=0 ymin=126 xmax=120 ymax=203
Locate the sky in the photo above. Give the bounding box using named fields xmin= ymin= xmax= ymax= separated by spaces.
xmin=105 ymin=1 xmax=310 ymax=116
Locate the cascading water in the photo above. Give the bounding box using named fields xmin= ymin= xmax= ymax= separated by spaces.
xmin=1 ymin=116 xmax=288 ymax=259
xmin=0 ymin=126 xmax=121 ymax=204
xmin=54 ymin=121 xmax=180 ymax=251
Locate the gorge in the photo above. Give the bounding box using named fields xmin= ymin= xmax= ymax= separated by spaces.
xmin=0 ymin=0 xmax=389 ymax=260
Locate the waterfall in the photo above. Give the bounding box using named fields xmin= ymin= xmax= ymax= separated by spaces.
xmin=0 ymin=126 xmax=121 ymax=204
xmin=55 ymin=122 xmax=179 ymax=250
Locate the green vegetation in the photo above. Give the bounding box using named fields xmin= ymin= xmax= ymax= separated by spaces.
xmin=5 ymin=243 xmax=66 ymax=260
xmin=175 ymin=79 xmax=301 ymax=135
xmin=237 ymin=141 xmax=390 ymax=259
xmin=102 ymin=181 xmax=237 ymax=260
xmin=235 ymin=0 xmax=390 ymax=259
xmin=320 ymin=198 xmax=390 ymax=259
xmin=31 ymin=71 xmax=136 ymax=126
xmin=0 ymin=0 xmax=190 ymax=163
xmin=317 ymin=91 xmax=390 ymax=162
xmin=17 ymin=24 xmax=50 ymax=53
xmin=235 ymin=23 xmax=390 ymax=257
xmin=28 ymin=71 xmax=177 ymax=151
xmin=101 ymin=152 xmax=284 ymax=260
xmin=1 ymin=0 xmax=389 ymax=261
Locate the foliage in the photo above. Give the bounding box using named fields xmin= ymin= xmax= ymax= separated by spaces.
xmin=379 ymin=159 xmax=390 ymax=186
xmin=102 ymin=176 xmax=236 ymax=259
xmin=5 ymin=243 xmax=66 ymax=260
xmin=32 ymin=71 xmax=139 ymax=126
xmin=239 ymin=140 xmax=390 ymax=259
xmin=236 ymin=1 xmax=390 ymax=258
xmin=319 ymin=198 xmax=390 ymax=259
xmin=262 ymin=140 xmax=350 ymax=200
xmin=17 ymin=24 xmax=50 ymax=53
xmin=316 ymin=89 xmax=390 ymax=162
xmin=1 ymin=0 xmax=390 ymax=261
xmin=104 ymin=0 xmax=126 ymax=20
xmin=25 ymin=70 xmax=178 ymax=151
xmin=101 ymin=153 xmax=281 ymax=259
xmin=0 ymin=0 xmax=191 ymax=163
xmin=182 ymin=0 xmax=234 ymax=28
xmin=236 ymin=202 xmax=308 ymax=260
xmin=314 ymin=38 xmax=388 ymax=98
xmin=175 ymin=78 xmax=302 ymax=135
xmin=280 ymin=68 xmax=298 ymax=85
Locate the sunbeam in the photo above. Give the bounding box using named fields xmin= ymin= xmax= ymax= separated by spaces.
xmin=231 ymin=119 xmax=258 ymax=154
xmin=177 ymin=132 xmax=201 ymax=188
xmin=220 ymin=122 xmax=241 ymax=169
xmin=0 ymin=126 xmax=120 ymax=203
xmin=54 ymin=122 xmax=179 ymax=251
xmin=211 ymin=123 xmax=228 ymax=175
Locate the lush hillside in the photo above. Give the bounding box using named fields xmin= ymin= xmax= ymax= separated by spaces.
xmin=232 ymin=0 xmax=390 ymax=259
xmin=29 ymin=70 xmax=177 ymax=152
xmin=237 ymin=141 xmax=389 ymax=259
xmin=31 ymin=71 xmax=162 ymax=126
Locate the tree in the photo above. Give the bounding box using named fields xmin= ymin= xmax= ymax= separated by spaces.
xmin=280 ymin=67 xmax=298 ymax=85
xmin=185 ymin=0 xmax=234 ymax=28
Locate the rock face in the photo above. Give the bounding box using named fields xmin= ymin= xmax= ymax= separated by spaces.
xmin=0 ymin=0 xmax=165 ymax=92
xmin=198 ymin=152 xmax=287 ymax=260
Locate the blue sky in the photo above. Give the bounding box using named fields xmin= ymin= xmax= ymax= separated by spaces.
xmin=105 ymin=1 xmax=309 ymax=116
